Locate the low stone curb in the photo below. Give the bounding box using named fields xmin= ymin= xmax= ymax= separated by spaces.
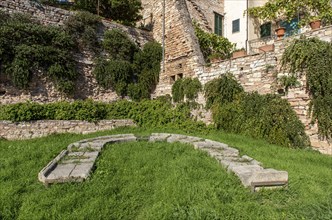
xmin=39 ymin=133 xmax=288 ymax=191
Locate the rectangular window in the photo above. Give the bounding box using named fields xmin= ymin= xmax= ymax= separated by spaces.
xmin=214 ymin=12 xmax=223 ymax=36
xmin=260 ymin=22 xmax=271 ymax=38
xmin=232 ymin=19 xmax=240 ymax=33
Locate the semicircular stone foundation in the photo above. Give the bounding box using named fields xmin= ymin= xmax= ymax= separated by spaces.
xmin=38 ymin=133 xmax=288 ymax=191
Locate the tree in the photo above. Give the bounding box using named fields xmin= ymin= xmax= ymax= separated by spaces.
xmin=75 ymin=0 xmax=142 ymax=25
xmin=247 ymin=0 xmax=332 ymax=27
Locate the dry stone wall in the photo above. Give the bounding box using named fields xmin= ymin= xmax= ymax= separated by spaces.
xmin=0 ymin=120 xmax=135 ymax=140
xmin=0 ymin=0 xmax=153 ymax=104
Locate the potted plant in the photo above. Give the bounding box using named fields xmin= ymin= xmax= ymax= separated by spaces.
xmin=247 ymin=1 xmax=288 ymax=39
xmin=232 ymin=48 xmax=247 ymax=58
xmin=298 ymin=0 xmax=332 ymax=30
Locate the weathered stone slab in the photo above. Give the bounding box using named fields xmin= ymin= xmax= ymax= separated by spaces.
xmin=192 ymin=141 xmax=213 ymax=149
xmin=251 ymin=169 xmax=288 ymax=191
xmin=149 ymin=133 xmax=172 ymax=142
xmin=204 ymin=139 xmax=229 ymax=149
xmin=39 ymin=133 xmax=288 ymax=191
xmin=69 ymin=163 xmax=94 ymax=179
xmin=230 ymin=165 xmax=264 ymax=187
xmin=46 ymin=164 xmax=76 ymax=182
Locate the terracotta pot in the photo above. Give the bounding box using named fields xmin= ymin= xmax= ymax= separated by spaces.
xmin=275 ymin=27 xmax=286 ymax=39
xmin=232 ymin=50 xmax=247 ymax=58
xmin=309 ymin=20 xmax=321 ymax=30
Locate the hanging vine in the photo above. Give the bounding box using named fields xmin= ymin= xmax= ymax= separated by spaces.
xmin=281 ymin=36 xmax=332 ymax=139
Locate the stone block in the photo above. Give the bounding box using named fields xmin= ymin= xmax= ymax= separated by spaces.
xmin=230 ymin=165 xmax=264 ymax=187
xmin=149 ymin=133 xmax=171 ymax=142
xmin=69 ymin=163 xmax=94 ymax=179
xmin=251 ymin=169 xmax=288 ymax=191
xmin=46 ymin=164 xmax=76 ymax=182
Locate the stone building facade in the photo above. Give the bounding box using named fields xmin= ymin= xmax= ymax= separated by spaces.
xmin=140 ymin=0 xmax=224 ymax=96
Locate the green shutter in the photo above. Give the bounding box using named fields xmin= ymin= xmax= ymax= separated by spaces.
xmin=214 ymin=13 xmax=223 ymax=36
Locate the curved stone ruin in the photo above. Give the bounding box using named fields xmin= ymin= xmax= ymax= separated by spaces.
xmin=38 ymin=133 xmax=288 ymax=192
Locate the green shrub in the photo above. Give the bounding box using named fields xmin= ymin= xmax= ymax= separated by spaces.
xmin=64 ymin=11 xmax=101 ymax=53
xmin=97 ymin=36 xmax=162 ymax=101
xmin=0 ymin=12 xmax=77 ymax=94
xmin=0 ymin=100 xmax=206 ymax=132
xmin=172 ymin=78 xmax=202 ymax=102
xmin=212 ymin=92 xmax=310 ymax=148
xmin=204 ymin=73 xmax=244 ymax=109
xmin=172 ymin=79 xmax=185 ymax=103
xmin=93 ymin=59 xmax=133 ymax=97
xmin=103 ymin=29 xmax=139 ymax=62
xmin=132 ymin=41 xmax=162 ymax=100
xmin=62 ymin=0 xmax=142 ymax=26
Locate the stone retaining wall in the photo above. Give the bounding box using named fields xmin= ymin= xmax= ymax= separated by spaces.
xmin=195 ymin=26 xmax=332 ymax=155
xmin=0 ymin=0 xmax=153 ymax=104
xmin=0 ymin=120 xmax=136 ymax=140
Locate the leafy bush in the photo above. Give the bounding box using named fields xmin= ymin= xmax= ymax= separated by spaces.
xmin=193 ymin=22 xmax=235 ymax=62
xmin=94 ymin=59 xmax=133 ymax=96
xmin=0 ymin=100 xmax=206 ymax=132
xmin=64 ymin=11 xmax=101 ymax=53
xmin=96 ymin=33 xmax=162 ymax=101
xmin=204 ymin=73 xmax=309 ymax=148
xmin=0 ymin=12 xmax=77 ymax=94
xmin=172 ymin=78 xmax=202 ymax=102
xmin=281 ymin=37 xmax=332 ymax=139
xmin=204 ymin=73 xmax=244 ymax=109
xmin=103 ymin=29 xmax=139 ymax=62
xmin=211 ymin=92 xmax=310 ymax=148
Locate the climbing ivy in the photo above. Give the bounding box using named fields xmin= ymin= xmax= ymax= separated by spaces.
xmin=204 ymin=73 xmax=244 ymax=109
xmin=281 ymin=37 xmax=332 ymax=139
xmin=193 ymin=22 xmax=235 ymax=62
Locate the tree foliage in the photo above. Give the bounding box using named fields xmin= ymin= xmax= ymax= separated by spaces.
xmin=69 ymin=0 xmax=142 ymax=26
xmin=64 ymin=11 xmax=102 ymax=53
xmin=103 ymin=29 xmax=139 ymax=62
xmin=247 ymin=0 xmax=332 ymax=26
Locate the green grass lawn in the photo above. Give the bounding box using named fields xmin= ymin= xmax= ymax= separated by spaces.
xmin=0 ymin=127 xmax=331 ymax=219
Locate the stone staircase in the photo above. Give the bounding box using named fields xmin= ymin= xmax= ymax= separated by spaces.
xmin=39 ymin=133 xmax=288 ymax=191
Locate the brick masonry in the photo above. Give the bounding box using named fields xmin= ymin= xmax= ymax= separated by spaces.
xmin=0 ymin=120 xmax=136 ymax=140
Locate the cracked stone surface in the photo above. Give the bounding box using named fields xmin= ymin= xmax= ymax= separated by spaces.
xmin=39 ymin=133 xmax=288 ymax=191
